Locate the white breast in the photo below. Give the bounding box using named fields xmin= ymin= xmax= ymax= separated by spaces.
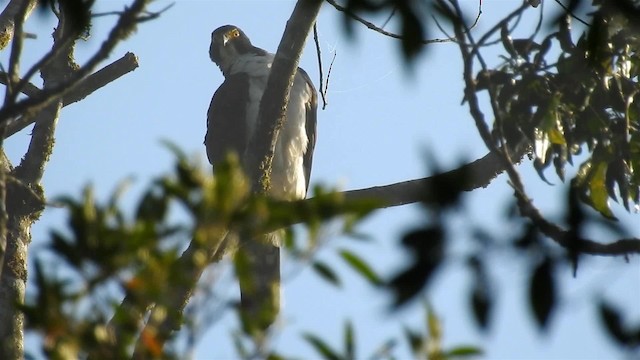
xmin=230 ymin=54 xmax=312 ymax=200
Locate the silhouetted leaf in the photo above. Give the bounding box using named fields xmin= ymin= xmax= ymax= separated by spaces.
xmin=529 ymin=258 xmax=556 ymax=329
xmin=303 ymin=333 xmax=342 ymax=360
xmin=468 ymin=256 xmax=493 ymax=331
xmin=598 ymin=301 xmax=640 ymax=347
xmin=389 ymin=227 xmax=444 ymax=307
xmin=339 ymin=249 xmax=382 ymax=286
xmin=312 ymin=261 xmax=342 ymax=287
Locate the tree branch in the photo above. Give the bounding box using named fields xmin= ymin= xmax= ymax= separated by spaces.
xmin=2 ymin=52 xmax=140 ymax=139
xmin=445 ymin=0 xmax=640 ymax=259
xmin=247 ymin=0 xmax=324 ymax=191
xmin=325 ymin=0 xmax=454 ymax=45
xmin=0 ymin=0 xmax=37 ymax=50
xmin=0 ymin=0 xmax=151 ymax=126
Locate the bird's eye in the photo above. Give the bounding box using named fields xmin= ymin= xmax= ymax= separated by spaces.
xmin=231 ymin=29 xmax=240 ymax=38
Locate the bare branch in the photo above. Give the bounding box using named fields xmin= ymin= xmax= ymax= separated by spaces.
xmin=3 ymin=0 xmax=30 ymax=106
xmin=1 ymin=52 xmax=139 ymax=139
xmin=0 ymin=0 xmax=152 ymax=127
xmin=553 ymin=0 xmax=590 ymax=26
xmin=326 ymin=0 xmax=454 ymax=45
xmin=313 ymin=24 xmax=329 ymax=109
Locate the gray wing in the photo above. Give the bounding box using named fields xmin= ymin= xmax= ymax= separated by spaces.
xmin=205 ymin=73 xmax=250 ymax=167
xmin=297 ymin=68 xmax=318 ymax=193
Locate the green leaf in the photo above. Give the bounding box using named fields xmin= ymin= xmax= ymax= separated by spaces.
xmin=444 ymin=345 xmax=484 ymax=357
xmin=303 ymin=333 xmax=343 ymax=360
xmin=339 ymin=249 xmax=382 ymax=286
xmin=427 ymin=303 xmax=442 ymax=344
xmin=312 ymin=261 xmax=342 ymax=287
xmin=588 ymin=161 xmax=616 ymax=219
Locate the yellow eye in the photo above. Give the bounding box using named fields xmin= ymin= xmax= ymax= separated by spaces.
xmin=229 ymin=29 xmax=240 ymax=38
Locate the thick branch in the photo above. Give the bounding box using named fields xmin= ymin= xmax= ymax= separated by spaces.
xmin=247 ymin=0 xmax=324 ymax=191
xmin=2 ymin=52 xmax=140 ymax=138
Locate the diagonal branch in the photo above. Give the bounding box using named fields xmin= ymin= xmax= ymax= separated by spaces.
xmin=1 ymin=52 xmax=140 ymax=139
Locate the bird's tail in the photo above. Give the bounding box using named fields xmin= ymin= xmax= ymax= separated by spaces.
xmin=235 ymin=232 xmax=280 ymax=338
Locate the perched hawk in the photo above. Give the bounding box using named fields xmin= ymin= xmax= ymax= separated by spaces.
xmin=205 ymin=25 xmax=317 ymax=331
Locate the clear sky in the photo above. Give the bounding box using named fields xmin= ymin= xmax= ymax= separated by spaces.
xmin=5 ymin=1 xmax=640 ymax=359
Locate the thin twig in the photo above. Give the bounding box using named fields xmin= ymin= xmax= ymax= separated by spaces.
xmin=553 ymin=0 xmax=590 ymax=26
xmin=325 ymin=0 xmax=454 ymax=45
xmin=324 ymin=50 xmax=336 ymax=110
xmin=381 ymin=6 xmax=397 ymax=29
xmin=3 ymin=0 xmax=29 ymax=106
xmin=313 ymin=23 xmax=328 ymax=109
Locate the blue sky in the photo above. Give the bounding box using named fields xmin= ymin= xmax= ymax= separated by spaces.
xmin=5 ymin=1 xmax=640 ymax=359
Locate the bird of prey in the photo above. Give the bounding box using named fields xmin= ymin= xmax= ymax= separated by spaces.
xmin=205 ymin=25 xmax=317 ymax=332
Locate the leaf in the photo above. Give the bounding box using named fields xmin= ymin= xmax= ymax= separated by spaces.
xmin=444 ymin=345 xmax=484 ymax=357
xmin=136 ymin=188 xmax=168 ymax=223
xmin=303 ymin=333 xmax=343 ymax=360
xmin=598 ymin=301 xmax=640 ymax=347
xmin=529 ymin=258 xmax=556 ymax=330
xmin=389 ymin=227 xmax=444 ymax=307
xmin=470 ymin=280 xmax=492 ymax=331
xmin=403 ymin=326 xmax=424 ymax=356
xmin=588 ymin=161 xmax=616 ymax=219
xmin=312 ymin=261 xmax=342 ymax=287
xmin=426 ymin=304 xmax=443 ymax=359
xmin=427 ymin=304 xmax=442 ymax=343
xmin=344 ymin=320 xmax=355 ymax=360
xmin=339 ymin=249 xmax=382 ymax=286
xmin=467 ymin=256 xmax=493 ymax=331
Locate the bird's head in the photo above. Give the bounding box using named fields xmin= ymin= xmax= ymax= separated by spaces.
xmin=210 ymin=25 xmax=252 ymax=75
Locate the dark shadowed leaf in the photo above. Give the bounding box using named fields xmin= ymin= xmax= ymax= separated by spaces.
xmin=598 ymin=301 xmax=640 ymax=347
xmin=136 ymin=187 xmax=169 ymax=223
xmin=389 ymin=227 xmax=444 ymax=307
xmin=467 ymin=255 xmax=493 ymax=331
xmin=470 ymin=278 xmax=492 ymax=331
xmin=529 ymin=258 xmax=556 ymax=329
